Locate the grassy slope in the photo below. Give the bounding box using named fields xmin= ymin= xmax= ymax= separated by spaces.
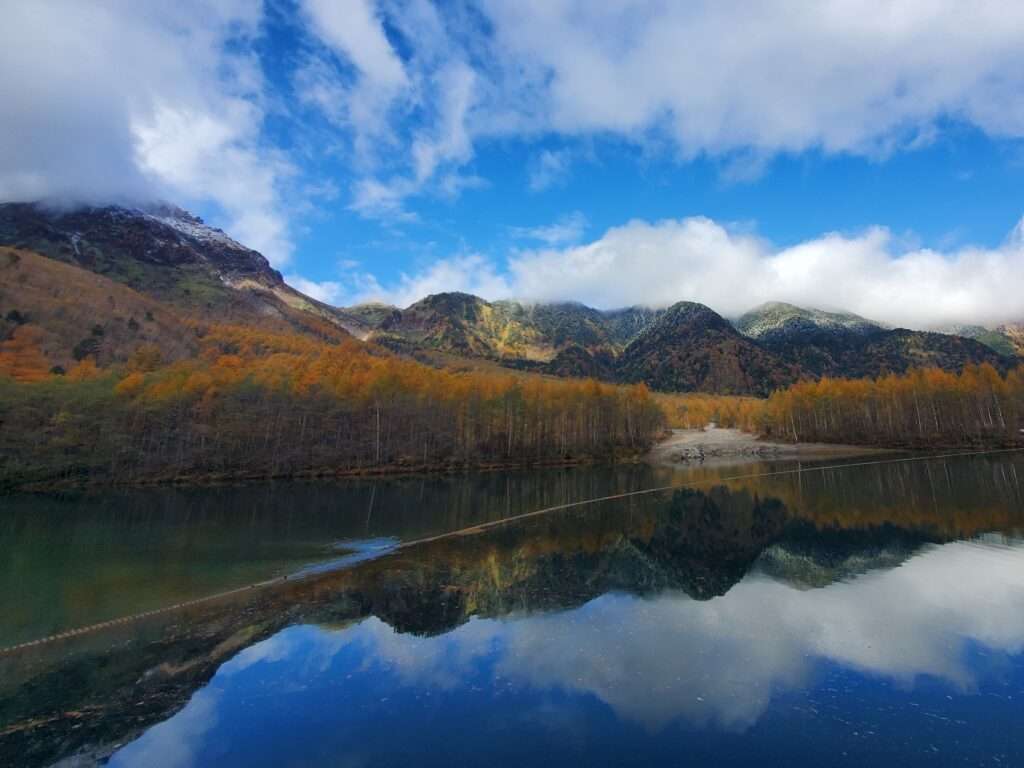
xmin=0 ymin=247 xmax=355 ymax=371
xmin=0 ymin=247 xmax=198 ymax=369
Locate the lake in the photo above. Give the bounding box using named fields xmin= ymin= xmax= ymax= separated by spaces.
xmin=2 ymin=452 xmax=1024 ymax=766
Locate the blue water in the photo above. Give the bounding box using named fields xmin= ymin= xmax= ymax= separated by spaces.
xmin=110 ymin=540 xmax=1024 ymax=767
xmin=5 ymin=454 xmax=1024 ymax=767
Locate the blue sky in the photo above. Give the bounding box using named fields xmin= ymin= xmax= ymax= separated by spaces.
xmin=3 ymin=1 xmax=1024 ymax=326
xmin=292 ymin=125 xmax=1024 ymax=293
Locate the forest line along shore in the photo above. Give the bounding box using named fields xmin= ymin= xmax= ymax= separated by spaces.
xmin=11 ymin=426 xmax=1022 ymax=494
xmin=3 ymin=453 xmax=645 ymax=494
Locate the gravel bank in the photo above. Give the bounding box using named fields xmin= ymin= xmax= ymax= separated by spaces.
xmin=649 ymin=425 xmax=888 ymax=467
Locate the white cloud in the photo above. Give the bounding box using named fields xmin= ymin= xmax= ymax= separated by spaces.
xmin=298 ymin=0 xmax=411 ymax=167
xmin=361 ymin=214 xmax=1024 ymax=327
xmin=298 ymin=1 xmax=482 ymax=219
xmin=438 ymin=172 xmax=489 ymax=198
xmin=528 ymin=149 xmax=572 ymax=191
xmin=480 ymin=0 xmax=1024 ymax=157
xmin=294 ymin=1 xmax=1024 ymax=218
xmin=134 ymin=103 xmax=296 ymax=265
xmin=302 ymin=0 xmax=407 ymax=91
xmin=284 ymin=274 xmax=345 ymax=304
xmin=0 ymin=1 xmax=297 ymax=266
xmin=10 ymin=2 xmax=1024 ymax=268
xmin=511 ymin=211 xmax=588 ymax=246
xmin=411 ymin=63 xmax=477 ymax=183
xmin=349 ymin=177 xmax=419 ymax=221
xmin=354 ymin=253 xmax=512 ymax=308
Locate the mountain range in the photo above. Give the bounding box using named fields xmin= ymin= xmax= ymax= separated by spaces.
xmin=344 ymin=293 xmax=1015 ymax=395
xmin=1 ymin=202 xmax=1019 ymax=395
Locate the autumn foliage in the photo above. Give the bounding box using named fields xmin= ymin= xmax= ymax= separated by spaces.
xmin=0 ymin=325 xmax=51 ymax=382
xmin=3 ymin=317 xmax=1023 ymax=489
xmin=0 ymin=325 xmax=665 ymax=487
xmin=654 ymin=392 xmax=766 ymax=431
xmin=761 ymin=364 xmax=1024 ymax=446
xmin=655 ymin=364 xmax=1024 ymax=448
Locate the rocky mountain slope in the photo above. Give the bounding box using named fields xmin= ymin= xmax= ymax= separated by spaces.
xmin=347 ymin=294 xmax=665 ymax=356
xmin=0 ymin=202 xmax=354 ymax=343
xmin=374 ymin=292 xmax=552 ymax=359
xmin=616 ymin=302 xmax=800 ymax=395
xmin=1 ymin=201 xmax=1014 ymax=395
xmin=940 ymin=323 xmax=1024 ymax=358
xmin=1002 ymin=323 xmax=1024 ymax=356
xmin=736 ymin=302 xmax=884 ymax=342
xmin=345 ymin=292 xmax=1012 ymax=394
xmin=735 ymin=301 xmax=1010 ymax=378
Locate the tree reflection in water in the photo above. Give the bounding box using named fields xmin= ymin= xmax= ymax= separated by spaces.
xmin=3 ymin=453 xmax=1024 ymax=767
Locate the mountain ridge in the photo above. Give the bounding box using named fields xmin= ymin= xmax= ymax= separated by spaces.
xmin=0 ymin=201 xmax=357 ymax=343
xmin=735 ymin=301 xmax=885 ymax=341
xmin=344 ymin=291 xmax=1012 ymax=394
xmin=1 ymin=201 xmax=1016 ymax=395
xmin=616 ymin=302 xmax=800 ymax=395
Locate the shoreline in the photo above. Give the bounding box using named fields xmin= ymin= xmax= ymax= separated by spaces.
xmin=3 ymin=454 xmax=646 ymax=495
xmin=648 ymin=426 xmax=893 ymax=467
xmin=6 ymin=430 xmax=1018 ymax=494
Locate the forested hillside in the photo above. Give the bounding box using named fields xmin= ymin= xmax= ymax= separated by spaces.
xmin=0 ymin=325 xmax=665 ymax=490
xmin=0 ymin=248 xmax=199 ymax=372
xmin=762 ymin=364 xmax=1024 ymax=447
xmin=355 ymin=292 xmax=1012 ymax=394
xmin=2 ymin=203 xmax=1014 ymax=397
xmin=616 ymin=302 xmax=800 ymax=395
xmin=2 ymin=201 xmax=1021 ymax=486
xmin=658 ymin=364 xmax=1024 ymax=449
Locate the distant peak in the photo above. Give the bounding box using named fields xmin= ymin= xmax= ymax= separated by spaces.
xmin=413 ymin=291 xmax=487 ymax=307
xmin=736 ymin=300 xmax=883 ymax=340
xmin=0 ymin=198 xmax=280 ymax=284
xmin=664 ymin=301 xmax=721 ymax=317
xmin=750 ymin=301 xmax=801 ymax=312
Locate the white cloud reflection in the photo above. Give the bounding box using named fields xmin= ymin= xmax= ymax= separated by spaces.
xmin=113 ymin=538 xmax=1024 ymax=767
xmin=344 ymin=539 xmax=1024 ymax=730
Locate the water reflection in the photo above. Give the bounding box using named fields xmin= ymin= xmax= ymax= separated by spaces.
xmin=0 ymin=466 xmax=664 ymax=646
xmin=109 ymin=539 xmax=1024 ymax=767
xmin=3 ymin=454 xmax=1024 ymax=766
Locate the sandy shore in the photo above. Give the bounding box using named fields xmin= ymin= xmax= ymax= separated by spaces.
xmin=649 ymin=425 xmax=888 ymax=467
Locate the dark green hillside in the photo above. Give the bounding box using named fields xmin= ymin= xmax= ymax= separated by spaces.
xmin=617 ymin=302 xmax=799 ymax=395
xmin=738 ymin=301 xmax=1012 ymax=378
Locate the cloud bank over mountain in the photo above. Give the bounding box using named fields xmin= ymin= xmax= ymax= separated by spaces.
xmin=355 ymin=215 xmax=1024 ymax=329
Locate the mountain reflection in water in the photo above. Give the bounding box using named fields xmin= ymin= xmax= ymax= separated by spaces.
xmin=3 ymin=454 xmax=1024 ymax=767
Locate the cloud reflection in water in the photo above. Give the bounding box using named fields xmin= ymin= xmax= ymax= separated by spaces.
xmin=111 ymin=538 xmax=1024 ymax=766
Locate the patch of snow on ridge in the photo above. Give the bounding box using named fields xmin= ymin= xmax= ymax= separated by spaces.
xmin=97 ymin=203 xmax=252 ymax=253
xmin=149 ymin=213 xmax=247 ymax=251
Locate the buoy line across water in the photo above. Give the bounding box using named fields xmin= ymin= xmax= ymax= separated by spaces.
xmin=3 ymin=447 xmax=1022 ymax=657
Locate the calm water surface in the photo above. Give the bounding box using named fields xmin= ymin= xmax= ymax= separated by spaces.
xmin=2 ymin=453 xmax=1024 ymax=766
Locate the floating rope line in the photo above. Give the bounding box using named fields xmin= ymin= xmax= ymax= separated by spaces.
xmin=3 ymin=446 xmax=1023 ymax=657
